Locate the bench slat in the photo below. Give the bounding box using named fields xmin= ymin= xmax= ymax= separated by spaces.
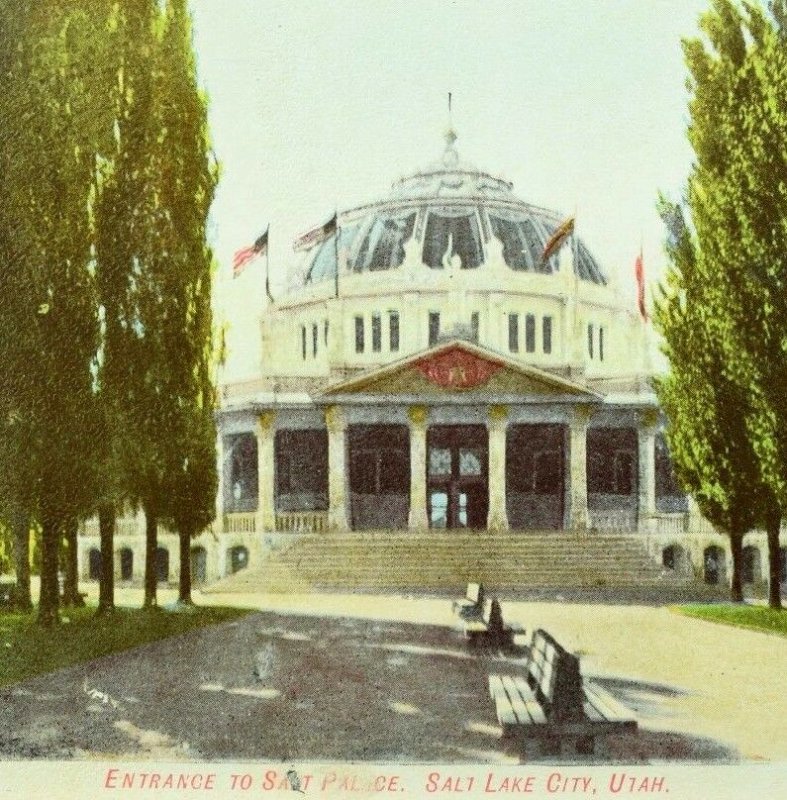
xmin=512 ymin=675 xmax=547 ymax=724
xmin=583 ymin=681 xmax=637 ymax=725
xmin=489 ymin=675 xmax=518 ymax=727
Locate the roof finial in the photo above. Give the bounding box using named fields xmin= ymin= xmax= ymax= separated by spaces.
xmin=443 ymin=92 xmax=459 ymax=166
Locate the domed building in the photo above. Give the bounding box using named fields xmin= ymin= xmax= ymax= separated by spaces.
xmin=77 ymin=132 xmax=785 ymax=591
xmin=218 ymin=131 xmax=687 ymax=542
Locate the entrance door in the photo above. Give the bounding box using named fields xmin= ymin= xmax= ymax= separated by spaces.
xmin=427 ymin=425 xmax=488 ymax=529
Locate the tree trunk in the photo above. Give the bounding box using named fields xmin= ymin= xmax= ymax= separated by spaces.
xmin=144 ymin=507 xmax=158 ymax=609
xmin=765 ymin=511 xmax=782 ymax=610
xmin=729 ymin=529 xmax=744 ymax=602
xmin=61 ymin=516 xmax=83 ymax=607
xmin=37 ymin=514 xmax=60 ymax=627
xmin=11 ymin=508 xmax=32 ymax=612
xmin=178 ymin=526 xmax=193 ymax=605
xmin=97 ymin=503 xmax=115 ymax=615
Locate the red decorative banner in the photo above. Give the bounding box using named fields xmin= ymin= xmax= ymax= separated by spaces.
xmin=414 ymin=346 xmax=501 ymax=390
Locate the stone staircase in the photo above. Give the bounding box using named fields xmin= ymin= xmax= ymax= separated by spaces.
xmin=204 ymin=531 xmax=718 ymax=598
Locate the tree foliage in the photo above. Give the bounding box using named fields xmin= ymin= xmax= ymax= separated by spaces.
xmin=657 ymin=0 xmax=787 ymax=606
xmin=0 ymin=0 xmax=218 ymax=619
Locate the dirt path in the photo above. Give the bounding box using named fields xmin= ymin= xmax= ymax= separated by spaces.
xmin=1 ymin=588 xmax=784 ymax=763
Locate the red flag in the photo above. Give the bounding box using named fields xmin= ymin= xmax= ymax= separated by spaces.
xmin=233 ymin=229 xmax=268 ymax=278
xmin=635 ymin=250 xmax=648 ymax=320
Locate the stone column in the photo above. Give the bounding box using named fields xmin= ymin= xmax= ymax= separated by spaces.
xmin=637 ymin=410 xmax=659 ymax=534
xmin=325 ymin=405 xmax=348 ymax=531
xmin=487 ymin=405 xmax=509 ymax=532
xmin=568 ymin=405 xmax=592 ymax=530
xmin=255 ymin=411 xmax=277 ymax=533
xmin=407 ymin=405 xmax=429 ymax=530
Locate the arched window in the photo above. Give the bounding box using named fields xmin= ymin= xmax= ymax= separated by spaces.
xmin=422 ymin=208 xmax=483 ymax=269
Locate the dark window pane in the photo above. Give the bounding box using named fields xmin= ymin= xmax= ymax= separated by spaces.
xmin=354 ymin=213 xmax=416 ymax=272
xmin=599 ymin=326 xmax=604 ymax=361
xmin=312 ymin=323 xmax=318 ymax=357
xmin=543 ymin=316 xmax=552 ymax=354
xmin=355 ymin=315 xmax=364 ymax=353
xmin=525 ymin=314 xmax=535 ymax=353
xmin=470 ymin=312 xmax=479 ymax=343
xmin=378 ymin=450 xmax=409 ymax=492
xmin=372 ymin=314 xmax=382 ymax=352
xmin=389 ymin=311 xmax=400 ymax=352
xmin=534 ymin=451 xmax=561 ymax=494
xmin=508 ymin=314 xmax=519 ymax=352
xmin=489 ymin=214 xmax=546 ymax=271
xmin=422 ymin=210 xmax=483 ymax=269
xmin=324 ymin=319 xmax=329 ymax=346
xmin=301 ymin=325 xmax=306 ymax=360
xmin=275 ymin=430 xmax=328 ymax=496
xmin=429 ymin=312 xmax=440 ymax=346
xmin=587 ymin=323 xmax=594 ymax=359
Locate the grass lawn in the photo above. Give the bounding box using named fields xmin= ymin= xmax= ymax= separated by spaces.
xmin=0 ymin=604 xmax=250 ymax=687
xmin=674 ymin=603 xmax=787 ymax=637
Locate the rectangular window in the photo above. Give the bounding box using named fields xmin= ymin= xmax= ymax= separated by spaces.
xmin=525 ymin=313 xmax=536 ymax=353
xmin=355 ymin=315 xmax=365 ymax=353
xmin=312 ymin=323 xmax=318 ymax=357
xmin=508 ymin=313 xmax=519 ymax=352
xmin=470 ymin=312 xmax=479 ymax=344
xmin=587 ymin=323 xmax=594 ymax=359
xmin=599 ymin=326 xmax=604 ymax=361
xmin=389 ymin=311 xmax=400 ymax=352
xmin=542 ymin=316 xmax=553 ymax=354
xmin=428 ymin=312 xmax=440 ymax=346
xmin=301 ymin=325 xmax=307 ymax=360
xmin=324 ymin=319 xmax=329 ymax=346
xmin=371 ymin=313 xmax=382 ymax=352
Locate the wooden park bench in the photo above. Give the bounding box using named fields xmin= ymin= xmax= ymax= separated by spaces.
xmin=464 ymin=597 xmax=522 ymax=648
xmin=488 ymin=628 xmax=637 ymax=755
xmin=452 ymin=582 xmax=485 ymax=619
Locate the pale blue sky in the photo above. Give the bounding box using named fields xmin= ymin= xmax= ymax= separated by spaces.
xmin=191 ymin=0 xmax=709 ymax=378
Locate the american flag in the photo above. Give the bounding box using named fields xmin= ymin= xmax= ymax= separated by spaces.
xmin=293 ymin=213 xmax=337 ymax=252
xmin=233 ymin=228 xmax=268 ymax=277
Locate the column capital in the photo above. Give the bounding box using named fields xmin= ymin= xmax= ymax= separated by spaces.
xmin=407 ymin=404 xmax=428 ymax=428
xmin=639 ymin=408 xmax=660 ymax=431
xmin=256 ymin=409 xmax=277 ymax=434
xmin=324 ymin=404 xmax=346 ymax=434
xmin=571 ymin=404 xmax=594 ymax=428
xmin=488 ymin=404 xmax=508 ymax=425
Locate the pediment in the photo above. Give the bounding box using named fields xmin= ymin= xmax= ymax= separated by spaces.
xmin=323 ymin=340 xmax=602 ymax=400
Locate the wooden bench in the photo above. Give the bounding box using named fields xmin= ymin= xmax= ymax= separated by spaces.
xmin=452 ymin=582 xmax=485 ymax=619
xmin=464 ymin=597 xmax=521 ymax=648
xmin=488 ymin=628 xmax=637 ymax=754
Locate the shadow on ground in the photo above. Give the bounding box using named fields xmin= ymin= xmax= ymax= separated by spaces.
xmin=0 ymin=610 xmax=739 ymax=764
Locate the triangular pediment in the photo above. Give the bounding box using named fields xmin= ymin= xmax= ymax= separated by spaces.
xmin=323 ymin=340 xmax=603 ymax=400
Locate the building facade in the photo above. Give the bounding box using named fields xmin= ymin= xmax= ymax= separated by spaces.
xmin=78 ymin=132 xmax=786 ymax=588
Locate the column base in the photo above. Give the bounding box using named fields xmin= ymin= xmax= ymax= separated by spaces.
xmin=487 ymin=513 xmax=509 ymax=533
xmin=408 ymin=507 xmax=429 ymax=531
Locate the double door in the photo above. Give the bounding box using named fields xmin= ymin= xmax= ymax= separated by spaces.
xmin=427 ymin=425 xmax=489 ymax=529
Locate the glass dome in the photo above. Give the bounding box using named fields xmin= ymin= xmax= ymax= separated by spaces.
xmin=302 ymin=132 xmax=606 ymax=286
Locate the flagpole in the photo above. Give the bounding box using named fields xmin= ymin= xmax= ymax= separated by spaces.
xmin=333 ymin=210 xmax=339 ymax=299
xmin=264 ymin=225 xmax=273 ymax=303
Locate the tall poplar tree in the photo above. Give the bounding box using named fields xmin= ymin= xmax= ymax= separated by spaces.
xmin=659 ymin=0 xmax=787 ymax=607
xmin=655 ymin=200 xmax=777 ymax=600
xmin=0 ymin=1 xmax=115 ymax=624
xmin=155 ymin=0 xmax=218 ymax=605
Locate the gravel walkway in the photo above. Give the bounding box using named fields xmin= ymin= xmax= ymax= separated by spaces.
xmin=0 ymin=586 xmax=784 ymax=763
